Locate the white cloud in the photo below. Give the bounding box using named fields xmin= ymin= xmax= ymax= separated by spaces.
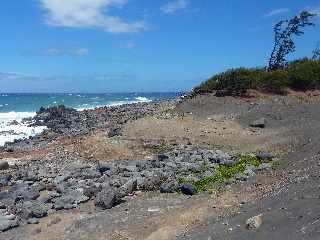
xmin=73 ymin=48 xmax=89 ymax=56
xmin=0 ymin=72 xmax=42 ymax=82
xmin=263 ymin=8 xmax=290 ymax=18
xmin=41 ymin=47 xmax=89 ymax=56
xmin=161 ymin=0 xmax=188 ymax=14
xmin=43 ymin=48 xmax=64 ymax=55
xmin=120 ymin=42 xmax=136 ymax=49
xmin=38 ymin=0 xmax=148 ymax=33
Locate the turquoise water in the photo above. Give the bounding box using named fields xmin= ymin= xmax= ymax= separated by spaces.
xmin=0 ymin=92 xmax=179 ymax=113
xmin=0 ymin=92 xmax=179 ymax=146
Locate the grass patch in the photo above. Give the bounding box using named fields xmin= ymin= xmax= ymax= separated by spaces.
xmin=179 ymin=155 xmax=262 ymax=193
xmin=193 ymin=59 xmax=320 ymax=96
xmin=217 ymin=155 xmax=261 ymax=179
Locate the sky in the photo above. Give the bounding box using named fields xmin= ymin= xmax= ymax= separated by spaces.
xmin=0 ymin=0 xmax=320 ymax=93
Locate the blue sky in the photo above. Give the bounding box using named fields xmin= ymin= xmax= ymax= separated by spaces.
xmin=0 ymin=0 xmax=320 ymax=92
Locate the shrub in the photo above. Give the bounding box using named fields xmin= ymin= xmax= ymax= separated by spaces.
xmin=212 ymin=68 xmax=252 ymax=96
xmin=288 ymin=60 xmax=320 ymax=90
xmin=195 ymin=68 xmax=265 ymax=96
xmin=260 ymin=70 xmax=289 ymax=94
xmin=194 ymin=59 xmax=320 ymax=96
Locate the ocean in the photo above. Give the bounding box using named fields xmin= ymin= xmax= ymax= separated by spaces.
xmin=0 ymin=92 xmax=179 ymax=146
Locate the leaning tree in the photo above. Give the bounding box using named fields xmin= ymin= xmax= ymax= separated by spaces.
xmin=268 ymin=11 xmax=316 ymax=70
xmin=312 ymin=42 xmax=320 ymax=61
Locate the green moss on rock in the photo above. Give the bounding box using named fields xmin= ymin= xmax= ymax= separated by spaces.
xmin=179 ymin=155 xmax=262 ymax=193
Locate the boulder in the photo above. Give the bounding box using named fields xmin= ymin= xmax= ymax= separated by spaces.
xmin=160 ymin=180 xmax=179 ymax=193
xmin=158 ymin=154 xmax=169 ymax=161
xmin=83 ymin=185 xmax=102 ymax=199
xmin=139 ymin=175 xmax=162 ymax=191
xmin=96 ymin=163 xmax=111 ymax=173
xmin=0 ymin=174 xmax=12 ymax=187
xmin=257 ymin=163 xmax=272 ymax=172
xmin=0 ymin=215 xmax=19 ymax=232
xmin=37 ymin=191 xmax=60 ymax=203
xmin=53 ymin=197 xmax=74 ymax=210
xmin=256 ymin=152 xmax=273 ymax=162
xmin=119 ymin=179 xmax=137 ymax=198
xmin=244 ymin=165 xmax=256 ymax=177
xmin=0 ymin=191 xmax=14 ymax=207
xmin=235 ymin=173 xmax=248 ymax=181
xmin=0 ymin=161 xmax=9 ymax=171
xmin=208 ymin=150 xmax=233 ymax=165
xmin=12 ymin=186 xmax=40 ymax=201
xmin=53 ymin=189 xmax=89 ymax=210
xmin=250 ymin=118 xmax=266 ymax=128
xmin=180 ymin=184 xmax=197 ymax=196
xmin=95 ymin=188 xmax=121 ymax=210
xmin=19 ymin=200 xmax=50 ymax=219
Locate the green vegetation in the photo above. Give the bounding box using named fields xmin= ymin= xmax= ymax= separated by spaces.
xmin=194 ymin=59 xmax=320 ymax=96
xmin=268 ymin=11 xmax=316 ymax=70
xmin=179 ymin=155 xmax=262 ymax=193
xmin=312 ymin=42 xmax=320 ymax=61
xmin=193 ymin=11 xmax=319 ymax=97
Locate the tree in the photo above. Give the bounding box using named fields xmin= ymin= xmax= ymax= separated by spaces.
xmin=312 ymin=42 xmax=320 ymax=61
xmin=268 ymin=11 xmax=316 ymax=70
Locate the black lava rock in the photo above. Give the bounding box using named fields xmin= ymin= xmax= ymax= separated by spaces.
xmin=180 ymin=184 xmax=197 ymax=196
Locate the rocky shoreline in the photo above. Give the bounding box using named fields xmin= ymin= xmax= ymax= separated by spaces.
xmin=0 ymin=97 xmax=279 ymax=235
xmin=2 ymin=100 xmax=179 ymax=152
xmin=0 ymin=99 xmax=274 ymax=232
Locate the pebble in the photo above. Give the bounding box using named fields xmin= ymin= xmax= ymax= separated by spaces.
xmin=246 ymin=214 xmax=263 ymax=230
xmin=147 ymin=206 xmax=160 ymax=212
xmin=250 ymin=118 xmax=266 ymax=128
xmin=27 ymin=218 xmax=40 ymax=224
